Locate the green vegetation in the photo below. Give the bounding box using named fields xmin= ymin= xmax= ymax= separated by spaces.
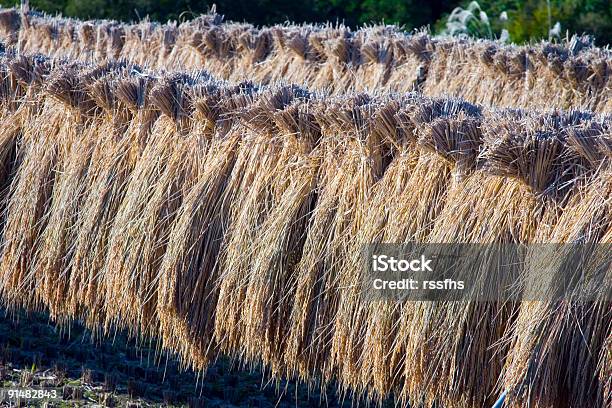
xmin=1 ymin=0 xmax=456 ymax=29
xmin=0 ymin=1 xmax=609 ymax=45
xmin=438 ymin=0 xmax=612 ymax=45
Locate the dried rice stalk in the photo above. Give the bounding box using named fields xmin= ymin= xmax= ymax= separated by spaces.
xmin=155 ymin=85 xmax=251 ymax=371
xmin=7 ymin=9 xmax=612 ymax=113
xmin=30 ymin=67 xmax=128 ymax=319
xmin=0 ymin=71 xmax=87 ymax=309
xmin=101 ymin=74 xmax=201 ymax=335
xmin=66 ymin=75 xmax=159 ymax=325
xmin=503 ymin=127 xmax=611 ymax=408
xmin=239 ymin=102 xmax=320 ymax=373
xmin=401 ymin=113 xmax=599 ymax=408
xmin=282 ymin=95 xmax=383 ymax=386
xmin=214 ymin=86 xmax=309 ymax=355
xmin=353 ymin=104 xmax=483 ymax=402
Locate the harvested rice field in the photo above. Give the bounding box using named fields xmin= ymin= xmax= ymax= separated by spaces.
xmin=0 ymin=3 xmax=609 ymax=408
xmin=0 ymin=307 xmax=358 ymax=407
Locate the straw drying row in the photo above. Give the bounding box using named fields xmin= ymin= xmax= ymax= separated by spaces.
xmin=0 ymin=50 xmax=609 ymax=408
xmin=0 ymin=8 xmax=611 ymax=113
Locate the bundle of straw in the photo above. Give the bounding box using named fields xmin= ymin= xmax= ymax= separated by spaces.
xmin=398 ymin=110 xmax=605 ymax=407
xmin=0 ymin=64 xmax=94 ymax=310
xmin=214 ymin=86 xmax=311 ymax=359
xmin=4 ymin=8 xmax=610 ymax=112
xmin=503 ymin=125 xmax=611 ymax=408
xmin=156 ymin=85 xmax=253 ymax=370
xmin=66 ymin=74 xmax=159 ymax=326
xmin=283 ymin=94 xmax=388 ymax=387
xmin=238 ymin=101 xmax=321 ymax=373
xmin=101 ymin=74 xmax=203 ymax=335
xmin=0 ymin=49 xmax=608 ymax=407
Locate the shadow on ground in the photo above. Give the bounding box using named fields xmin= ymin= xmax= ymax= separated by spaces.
xmin=0 ymin=308 xmax=379 ymax=407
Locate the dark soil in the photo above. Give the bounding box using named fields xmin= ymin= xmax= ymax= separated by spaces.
xmin=0 ymin=308 xmax=376 ymax=407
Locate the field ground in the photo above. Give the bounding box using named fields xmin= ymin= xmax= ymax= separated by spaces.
xmin=0 ymin=308 xmax=367 ymax=407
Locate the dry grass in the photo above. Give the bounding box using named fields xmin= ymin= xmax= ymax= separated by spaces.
xmin=502 ymin=132 xmax=611 ymax=408
xmin=214 ymin=86 xmax=312 ymax=363
xmin=1 ymin=9 xmax=610 ymax=112
xmin=66 ymin=75 xmax=159 ymax=326
xmin=0 ymin=50 xmax=608 ymax=408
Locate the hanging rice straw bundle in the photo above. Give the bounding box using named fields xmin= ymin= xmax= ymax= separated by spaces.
xmin=352 ymin=33 xmax=394 ymax=92
xmin=309 ymin=28 xmax=356 ymax=93
xmin=599 ymin=329 xmax=611 ymax=408
xmin=326 ymin=98 xmax=419 ymax=398
xmin=0 ymin=9 xmax=20 ymax=46
xmin=348 ymin=99 xmax=482 ymax=401
xmin=164 ymin=12 xmax=225 ymax=70
xmin=156 ymin=85 xmax=253 ymax=371
xmin=191 ymin=24 xmax=243 ymax=78
xmin=321 ymin=98 xmax=480 ymax=403
xmin=0 ymin=55 xmax=38 ymax=203
xmin=120 ymin=21 xmax=156 ymax=65
xmin=239 ymin=100 xmax=321 ymax=373
xmin=384 ymin=33 xmax=433 ymax=93
xmin=31 ymin=64 xmax=129 ymax=320
xmin=399 ymin=111 xmax=598 ymax=408
xmin=0 ymin=102 xmax=22 ymax=211
xmin=0 ymin=63 xmax=94 ymax=311
xmin=5 ymin=9 xmax=612 ymax=113
xmin=101 ymin=73 xmax=206 ymax=335
xmin=259 ymin=27 xmax=320 ymax=87
xmin=281 ymin=94 xmax=384 ymax=386
xmin=503 ymin=125 xmax=611 ymax=408
xmin=66 ymin=74 xmax=159 ymax=326
xmin=214 ymin=85 xmax=310 ymax=356
xmin=231 ymin=28 xmax=274 ymax=83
